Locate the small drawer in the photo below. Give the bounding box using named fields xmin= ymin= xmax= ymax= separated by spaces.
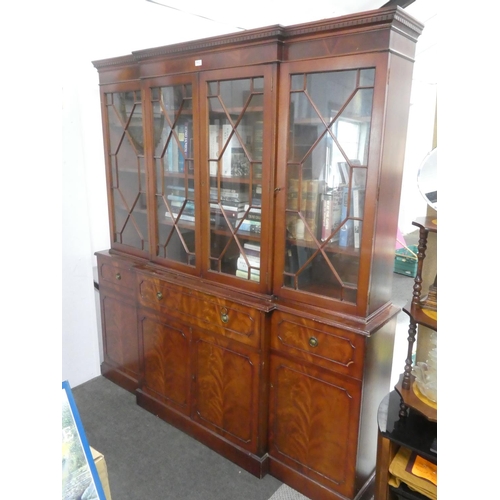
xmin=97 ymin=255 xmax=136 ymax=296
xmin=271 ymin=311 xmax=364 ymax=379
xmin=137 ymin=274 xmax=261 ymax=348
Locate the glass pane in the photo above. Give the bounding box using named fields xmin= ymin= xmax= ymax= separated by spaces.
xmin=207 ymin=77 xmax=264 ymax=281
xmin=283 ymin=68 xmax=374 ymax=303
xmin=152 ymin=83 xmax=195 ymax=266
xmin=105 ymin=91 xmax=148 ymax=251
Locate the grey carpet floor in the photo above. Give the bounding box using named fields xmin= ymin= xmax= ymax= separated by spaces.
xmin=73 ymin=376 xmax=303 ymax=500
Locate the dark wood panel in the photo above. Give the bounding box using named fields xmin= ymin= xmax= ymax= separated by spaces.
xmin=137 ymin=274 xmax=262 ymax=348
xmin=269 ymin=354 xmax=362 ymax=498
xmin=138 ymin=310 xmax=192 ymax=415
xmin=192 ymin=331 xmax=264 ymax=455
xmin=100 ymin=293 xmax=139 ymax=389
xmin=271 ymin=310 xmax=365 ymax=379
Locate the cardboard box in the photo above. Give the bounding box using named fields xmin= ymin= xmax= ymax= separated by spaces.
xmin=90 ymin=447 xmax=112 ymax=500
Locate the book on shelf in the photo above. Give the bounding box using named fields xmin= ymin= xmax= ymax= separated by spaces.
xmin=237 ymin=254 xmax=261 ymax=273
xmin=210 ymin=205 xmax=245 ymax=219
xmin=352 ymin=187 xmax=364 ymax=249
xmin=320 ymin=194 xmax=332 ymax=242
xmin=169 ymin=200 xmax=195 ymax=214
xmin=166 ymin=140 xmax=178 ymax=172
xmin=222 ymin=124 xmax=234 ymax=176
xmin=165 ymin=212 xmax=196 ymax=223
xmin=320 ymin=187 xmax=343 ymax=242
xmin=209 ymin=187 xmax=249 ymax=205
xmin=176 ymin=120 xmax=188 ymax=173
xmin=210 ymin=205 xmax=246 ymax=228
xmin=167 ymin=193 xmax=189 ymax=202
xmin=231 ymin=147 xmax=250 ymax=177
xmin=303 ymin=179 xmax=321 ymax=242
xmin=338 ymin=185 xmax=364 ymax=248
xmin=167 ymin=185 xmax=194 ymax=196
xmin=338 ymin=186 xmax=352 ymax=247
xmin=252 ymin=121 xmax=264 ymax=166
xmin=236 ymin=269 xmax=260 ymax=281
xmin=210 ymin=202 xmax=248 ymax=214
xmin=209 ymin=122 xmax=220 ymax=176
xmin=242 ymin=241 xmax=261 ymax=258
xmin=251 ymin=184 xmax=262 ymax=205
xmin=216 ymin=122 xmax=254 ymax=178
xmin=237 ymin=219 xmax=261 ymax=233
xmin=287 ymin=179 xmax=299 ymax=211
xmin=338 ymin=161 xmax=350 ymax=185
xmin=243 ymin=241 xmax=261 ymax=252
xmin=243 ymin=205 xmax=262 ymax=222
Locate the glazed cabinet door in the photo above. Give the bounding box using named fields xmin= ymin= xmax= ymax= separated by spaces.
xmin=199 ymin=65 xmax=276 ymax=291
xmin=145 ymin=74 xmax=200 ymax=272
xmin=269 ymin=353 xmax=362 ymax=499
xmin=274 ymin=56 xmax=385 ymax=315
xmin=137 ymin=308 xmax=192 ymax=416
xmin=100 ymin=84 xmax=149 ymax=258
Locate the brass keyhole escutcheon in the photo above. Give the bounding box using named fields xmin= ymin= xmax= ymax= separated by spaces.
xmin=115 ymin=273 xmax=121 ymax=280
xmin=220 ymin=307 xmax=229 ymax=324
xmin=156 ymin=291 xmax=163 ymax=300
xmin=309 ymin=337 xmax=318 ymax=348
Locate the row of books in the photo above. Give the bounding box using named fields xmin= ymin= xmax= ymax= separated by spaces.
xmin=164 ymin=196 xmax=262 ymax=232
xmin=209 ymin=185 xmax=260 ymax=202
xmin=286 ymin=179 xmax=323 ymax=242
xmin=329 ymin=185 xmax=364 ymax=249
xmin=165 ymin=177 xmax=363 ymax=248
xmin=209 ymin=120 xmax=263 ymax=178
xmin=286 ymin=178 xmax=364 ymax=249
xmin=236 ymin=242 xmax=261 ymax=281
xmin=164 ymin=119 xmax=192 ymax=173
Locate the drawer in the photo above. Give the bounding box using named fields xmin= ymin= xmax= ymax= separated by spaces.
xmin=271 ymin=311 xmax=365 ymax=379
xmin=137 ymin=274 xmax=261 ymax=348
xmin=97 ymin=255 xmax=136 ymax=297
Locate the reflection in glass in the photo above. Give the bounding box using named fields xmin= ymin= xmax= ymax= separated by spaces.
xmin=207 ymin=77 xmax=264 ymax=281
xmin=152 ymin=84 xmax=195 ymax=266
xmin=105 ymin=91 xmax=149 ymax=251
xmin=284 ymin=68 xmax=374 ymax=302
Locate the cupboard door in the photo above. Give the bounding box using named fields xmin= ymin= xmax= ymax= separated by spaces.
xmin=100 ymin=291 xmax=139 ymax=392
xmin=102 ymin=87 xmax=149 ymax=257
xmin=192 ymin=331 xmax=263 ymax=454
xmin=148 ymin=76 xmax=199 ymax=270
xmin=200 ymin=65 xmax=276 ymax=290
xmin=274 ymin=58 xmax=380 ymax=313
xmin=269 ymin=354 xmax=362 ymax=498
xmin=138 ymin=310 xmax=192 ymax=416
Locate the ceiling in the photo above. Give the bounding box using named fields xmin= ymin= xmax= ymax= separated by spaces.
xmin=145 ymin=0 xmax=437 ymax=85
xmin=146 ymin=0 xmax=421 ymax=31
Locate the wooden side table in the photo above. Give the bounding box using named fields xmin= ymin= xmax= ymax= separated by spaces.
xmin=374 ymin=391 xmax=437 ymax=500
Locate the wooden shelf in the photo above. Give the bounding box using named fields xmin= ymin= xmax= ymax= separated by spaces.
xmin=402 ymin=303 xmax=437 ymax=331
xmin=412 ymin=216 xmax=437 ymax=234
xmin=394 ymin=374 xmax=436 ymax=422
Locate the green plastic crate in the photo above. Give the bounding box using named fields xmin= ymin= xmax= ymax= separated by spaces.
xmin=394 ymin=245 xmax=418 ymax=278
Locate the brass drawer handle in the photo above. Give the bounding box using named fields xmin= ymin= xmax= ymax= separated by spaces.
xmin=115 ymin=272 xmax=121 ymax=280
xmin=220 ymin=307 xmax=229 ymax=324
xmin=309 ymin=337 xmax=319 ymax=348
xmin=156 ymin=291 xmax=163 ymax=300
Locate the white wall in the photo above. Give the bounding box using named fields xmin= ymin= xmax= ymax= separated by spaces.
xmin=61 ymin=0 xmax=242 ymax=387
xmin=62 ymin=0 xmax=437 ymax=387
